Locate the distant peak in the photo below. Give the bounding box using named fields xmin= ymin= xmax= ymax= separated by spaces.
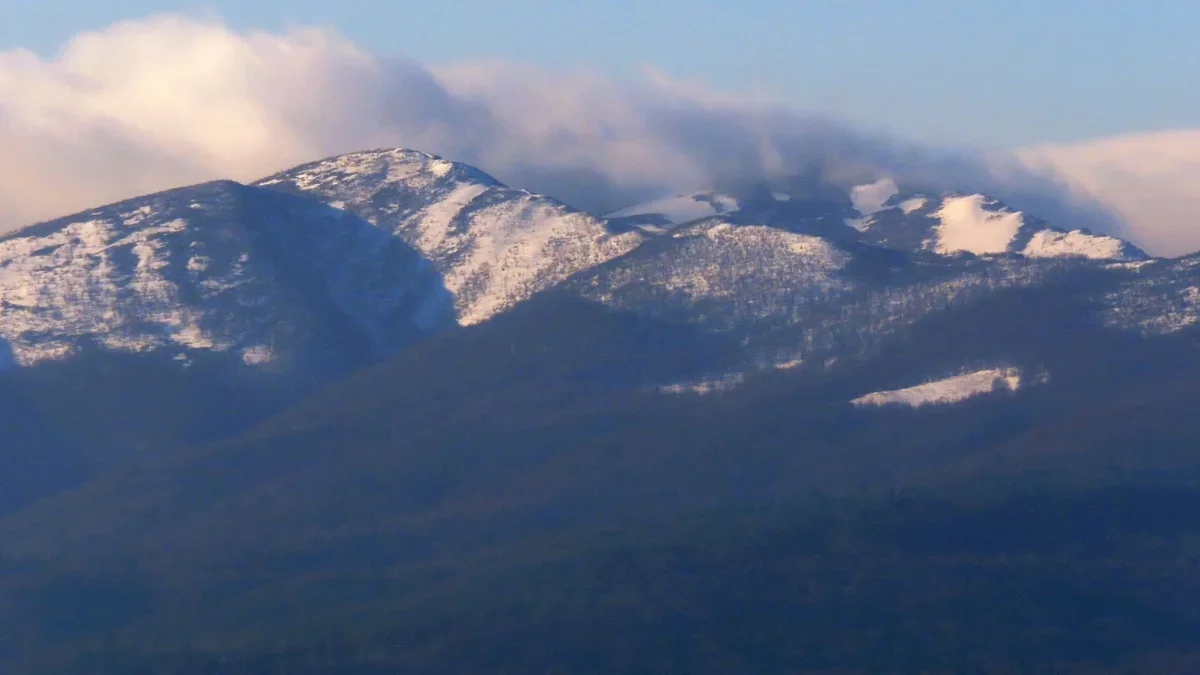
xmin=254 ymin=148 xmax=503 ymax=190
xmin=329 ymin=148 xmax=439 ymax=162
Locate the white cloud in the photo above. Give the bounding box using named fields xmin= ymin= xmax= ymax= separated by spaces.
xmin=0 ymin=14 xmax=1189 ymax=258
xmin=0 ymin=15 xmax=448 ymax=228
xmin=1020 ymin=130 xmax=1200 ymax=257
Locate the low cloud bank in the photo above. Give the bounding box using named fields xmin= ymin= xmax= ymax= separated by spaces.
xmin=1020 ymin=130 xmax=1200 ymax=257
xmin=1 ymin=15 xmax=1193 ymax=256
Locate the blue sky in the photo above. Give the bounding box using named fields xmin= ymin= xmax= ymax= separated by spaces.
xmin=2 ymin=0 xmax=1198 ymax=148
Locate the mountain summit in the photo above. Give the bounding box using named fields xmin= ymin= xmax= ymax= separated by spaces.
xmin=255 ymin=149 xmax=644 ymax=325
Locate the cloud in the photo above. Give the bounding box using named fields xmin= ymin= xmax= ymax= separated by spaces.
xmin=0 ymin=14 xmax=1186 ymax=256
xmin=1019 ymin=130 xmax=1200 ymax=257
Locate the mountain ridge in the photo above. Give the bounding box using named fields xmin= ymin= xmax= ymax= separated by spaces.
xmin=0 ymin=147 xmax=1187 ymax=388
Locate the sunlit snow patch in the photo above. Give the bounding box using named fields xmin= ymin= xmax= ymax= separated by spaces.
xmin=852 ymin=367 xmax=1024 ymax=408
xmin=899 ymin=196 xmax=928 ymax=214
xmin=845 ymin=178 xmax=898 ymax=231
xmin=928 ymin=195 xmax=1024 ymax=255
xmin=1021 ymin=229 xmax=1134 ymax=260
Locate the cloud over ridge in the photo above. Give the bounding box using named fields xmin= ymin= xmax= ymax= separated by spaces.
xmin=1 ymin=14 xmax=1194 ymax=255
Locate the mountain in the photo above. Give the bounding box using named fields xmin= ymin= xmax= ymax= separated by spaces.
xmin=606 ymin=178 xmax=1146 ymax=261
xmin=565 ymin=219 xmax=1181 ymax=388
xmin=3 ymin=147 xmax=1200 ymax=673
xmin=0 ymin=147 xmax=1186 ymax=509
xmin=0 ymin=148 xmax=650 ymax=373
xmin=255 ymin=149 xmax=644 ymax=325
xmin=0 ymin=148 xmax=1157 ymax=385
xmin=0 ymin=150 xmax=644 ymax=510
xmin=0 ymin=179 xmax=451 ymax=374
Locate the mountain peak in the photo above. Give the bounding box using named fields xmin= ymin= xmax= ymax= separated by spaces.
xmin=256 ymin=148 xmax=503 ymax=197
xmin=256 ymin=149 xmax=643 ymax=326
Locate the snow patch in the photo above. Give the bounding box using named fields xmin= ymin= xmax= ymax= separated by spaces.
xmin=1022 ymin=229 xmax=1132 ymax=260
xmin=428 ymin=159 xmax=455 ymax=177
xmin=845 ymin=179 xmax=898 ymax=232
xmin=411 ymin=182 xmax=489 ymax=253
xmin=659 ymin=372 xmax=745 ymax=395
xmin=1106 ymin=260 xmax=1156 ymax=271
xmin=845 ymin=216 xmax=873 ymax=232
xmin=772 ymin=191 xmax=791 ymax=202
xmin=607 ymin=193 xmax=739 ymax=224
xmin=929 ymin=195 xmax=1024 ymax=255
xmin=852 ymin=367 xmax=1023 ymax=408
xmin=899 ymin=197 xmax=928 ymax=214
xmin=850 ymin=178 xmax=898 ymax=216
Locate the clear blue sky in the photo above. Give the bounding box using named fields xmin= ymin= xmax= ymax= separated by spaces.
xmin=4 ymin=0 xmax=1197 ymax=148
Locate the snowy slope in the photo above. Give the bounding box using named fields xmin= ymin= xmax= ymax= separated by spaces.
xmin=1022 ymin=229 xmax=1133 ymax=260
xmin=1101 ymin=254 xmax=1200 ymax=335
xmin=852 ymin=368 xmax=1024 ymax=408
xmin=567 ymin=217 xmax=1084 ymax=378
xmin=607 ymin=182 xmax=1146 ymax=262
xmin=847 ymin=188 xmax=1146 ymax=261
xmin=256 ymin=149 xmax=644 ymax=325
xmin=575 ymin=221 xmax=853 ymax=333
xmin=0 ymin=181 xmax=452 ymax=370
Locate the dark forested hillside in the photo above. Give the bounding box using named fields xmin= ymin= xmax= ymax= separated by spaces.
xmin=19 ymin=486 xmax=1200 ymax=674
xmin=3 ymin=284 xmax=1200 ymax=673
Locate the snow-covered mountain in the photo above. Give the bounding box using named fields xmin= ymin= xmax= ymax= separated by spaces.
xmin=581 ymin=178 xmax=1189 ymax=393
xmin=255 ymin=149 xmax=644 ymax=325
xmin=0 ymin=149 xmax=646 ymax=372
xmin=605 ymin=178 xmax=1146 ymax=262
xmin=0 ymin=147 xmax=1192 ymax=394
xmin=0 ymin=180 xmax=452 ymax=372
xmin=4 ymin=144 xmax=1200 ymax=551
xmin=569 ymin=217 xmax=1077 ymax=378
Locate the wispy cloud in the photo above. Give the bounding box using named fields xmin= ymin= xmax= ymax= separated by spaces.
xmin=0 ymin=14 xmax=1190 ymax=256
xmin=1020 ymin=130 xmax=1200 ymax=257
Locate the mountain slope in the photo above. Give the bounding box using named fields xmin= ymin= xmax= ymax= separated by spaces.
xmin=0 ymin=147 xmax=650 ymax=373
xmin=7 ymin=269 xmax=1200 ymax=566
xmin=0 ymin=179 xmax=457 ymax=512
xmin=5 ymin=274 xmax=1200 ymax=673
xmin=255 ymin=149 xmax=645 ymax=324
xmin=566 ymin=218 xmax=1136 ymax=379
xmin=607 ymin=179 xmax=1146 ymax=262
xmin=0 ymin=180 xmax=452 ymax=373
